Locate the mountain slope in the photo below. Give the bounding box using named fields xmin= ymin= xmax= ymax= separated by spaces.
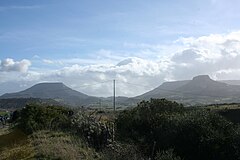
xmin=136 ymin=80 xmax=190 ymax=99
xmin=0 ymin=98 xmax=61 ymax=109
xmin=0 ymin=83 xmax=99 ymax=106
xmin=220 ymin=80 xmax=240 ymax=86
xmin=135 ymin=75 xmax=240 ymax=105
xmin=175 ymin=75 xmax=239 ymax=97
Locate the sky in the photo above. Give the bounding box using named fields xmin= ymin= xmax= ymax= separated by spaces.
xmin=1 ymin=0 xmax=240 ymax=97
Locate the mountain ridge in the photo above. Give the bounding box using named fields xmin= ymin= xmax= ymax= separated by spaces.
xmin=0 ymin=82 xmax=100 ymax=107
xmin=134 ymin=75 xmax=240 ymax=105
xmin=2 ymin=75 xmax=240 ymax=107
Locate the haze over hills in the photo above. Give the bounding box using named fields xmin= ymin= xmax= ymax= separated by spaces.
xmin=2 ymin=75 xmax=240 ymax=108
xmin=0 ymin=82 xmax=100 ymax=107
xmin=221 ymin=80 xmax=240 ymax=86
xmin=135 ymin=75 xmax=240 ymax=105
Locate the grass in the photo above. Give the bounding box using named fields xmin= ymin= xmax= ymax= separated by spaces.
xmin=203 ymin=103 xmax=240 ymax=124
xmin=0 ymin=143 xmax=35 ymax=160
xmin=31 ymin=130 xmax=101 ymax=160
xmin=0 ymin=111 xmax=7 ymax=116
xmin=0 ymin=128 xmax=33 ymax=160
xmin=0 ymin=129 xmax=102 ymax=160
xmin=0 ymin=127 xmax=10 ymax=136
xmin=0 ymin=128 xmax=28 ymax=151
xmin=205 ymin=103 xmax=240 ymax=110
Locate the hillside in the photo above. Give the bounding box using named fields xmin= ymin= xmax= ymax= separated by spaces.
xmin=2 ymin=76 xmax=240 ymax=108
xmin=137 ymin=80 xmax=190 ymax=99
xmin=0 ymin=98 xmax=62 ymax=109
xmin=0 ymin=83 xmax=100 ymax=107
xmin=220 ymin=80 xmax=240 ymax=86
xmin=135 ymin=75 xmax=240 ymax=105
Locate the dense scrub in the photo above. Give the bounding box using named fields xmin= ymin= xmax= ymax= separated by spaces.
xmin=116 ymin=99 xmax=240 ymax=160
xmin=16 ymin=104 xmax=73 ymax=133
xmin=1 ymin=99 xmax=240 ymax=159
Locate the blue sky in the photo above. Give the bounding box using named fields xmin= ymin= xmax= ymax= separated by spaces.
xmin=1 ymin=0 xmax=240 ymax=96
xmin=1 ymin=0 xmax=240 ymax=60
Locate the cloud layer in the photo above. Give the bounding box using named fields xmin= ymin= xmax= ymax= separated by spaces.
xmin=0 ymin=58 xmax=31 ymax=73
xmin=1 ymin=31 xmax=240 ymax=97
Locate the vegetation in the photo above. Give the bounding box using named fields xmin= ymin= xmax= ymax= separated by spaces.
xmin=1 ymin=99 xmax=240 ymax=159
xmin=71 ymin=110 xmax=115 ymax=150
xmin=0 ymin=98 xmax=60 ymax=109
xmin=155 ymin=149 xmax=182 ymax=160
xmin=0 ymin=111 xmax=7 ymax=116
xmin=116 ymin=99 xmax=240 ymax=160
xmin=0 ymin=130 xmax=100 ymax=160
xmin=16 ymin=104 xmax=73 ymax=134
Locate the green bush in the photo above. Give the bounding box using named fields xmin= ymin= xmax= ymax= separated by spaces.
xmin=116 ymin=99 xmax=240 ymax=160
xmin=16 ymin=104 xmax=73 ymax=134
xmin=116 ymin=99 xmax=184 ymax=155
xmin=102 ymin=142 xmax=144 ymax=160
xmin=155 ymin=149 xmax=181 ymax=160
xmin=72 ymin=110 xmax=114 ymax=150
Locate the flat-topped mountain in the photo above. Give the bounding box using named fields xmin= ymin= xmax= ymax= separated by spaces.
xmin=136 ymin=75 xmax=240 ymax=105
xmin=2 ymin=75 xmax=240 ymax=108
xmin=175 ymin=75 xmax=235 ymax=97
xmin=0 ymin=82 xmax=99 ymax=106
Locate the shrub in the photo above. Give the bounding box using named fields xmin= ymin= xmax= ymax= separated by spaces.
xmin=116 ymin=99 xmax=240 ymax=160
xmin=17 ymin=104 xmax=73 ymax=134
xmin=72 ymin=110 xmax=114 ymax=150
xmin=102 ymin=142 xmax=144 ymax=160
xmin=155 ymin=149 xmax=181 ymax=160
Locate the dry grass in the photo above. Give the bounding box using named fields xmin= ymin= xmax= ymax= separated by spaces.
xmin=0 ymin=130 xmax=101 ymax=160
xmin=0 ymin=128 xmax=28 ymax=151
xmin=0 ymin=127 xmax=10 ymax=136
xmin=30 ymin=130 xmax=101 ymax=160
xmin=0 ymin=143 xmax=35 ymax=160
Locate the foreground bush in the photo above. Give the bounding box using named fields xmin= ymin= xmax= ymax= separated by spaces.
xmin=102 ymin=142 xmax=144 ymax=160
xmin=16 ymin=104 xmax=73 ymax=134
xmin=155 ymin=149 xmax=181 ymax=160
xmin=72 ymin=110 xmax=114 ymax=150
xmin=116 ymin=99 xmax=184 ymax=156
xmin=116 ymin=99 xmax=240 ymax=160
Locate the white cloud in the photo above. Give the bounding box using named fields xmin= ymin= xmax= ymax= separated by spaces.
xmin=0 ymin=58 xmax=31 ymax=73
xmin=168 ymin=31 xmax=240 ymax=80
xmin=43 ymin=59 xmax=54 ymax=64
xmin=34 ymin=57 xmax=165 ymax=97
xmin=2 ymin=31 xmax=240 ymax=97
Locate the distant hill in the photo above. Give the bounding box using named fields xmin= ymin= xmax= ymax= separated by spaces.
xmin=175 ymin=75 xmax=239 ymax=97
xmin=0 ymin=83 xmax=100 ymax=107
xmin=2 ymin=76 xmax=240 ymax=108
xmin=220 ymin=80 xmax=240 ymax=86
xmin=100 ymin=96 xmax=138 ymax=108
xmin=0 ymin=98 xmax=61 ymax=109
xmin=136 ymin=80 xmax=190 ymax=99
xmin=135 ymin=75 xmax=240 ymax=105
